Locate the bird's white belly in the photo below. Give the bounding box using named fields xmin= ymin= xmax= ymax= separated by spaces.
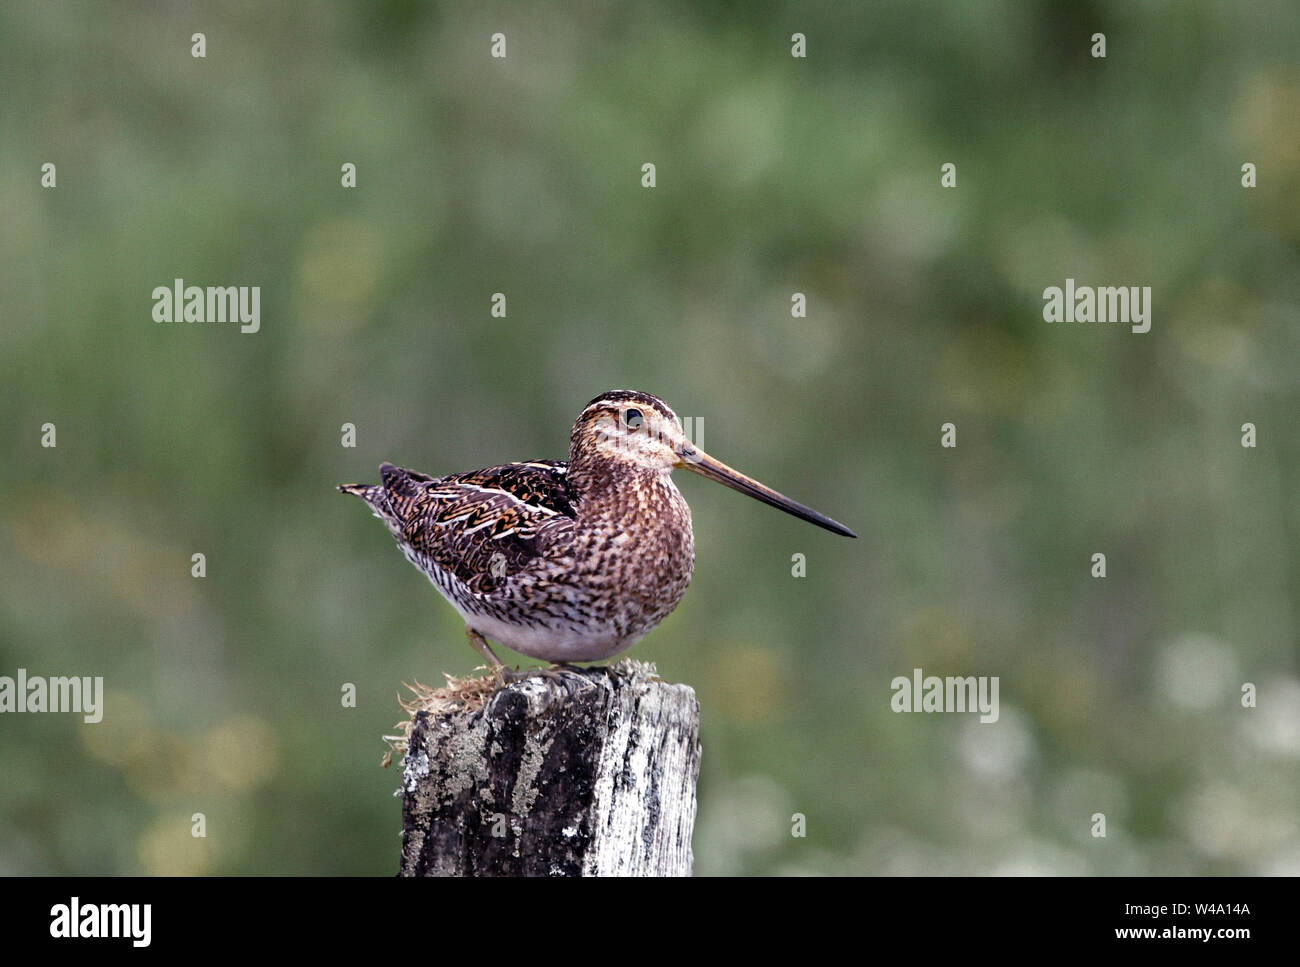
xmin=452 ymin=607 xmax=642 ymax=663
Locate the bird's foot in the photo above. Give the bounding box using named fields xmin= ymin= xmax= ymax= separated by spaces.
xmin=493 ymin=665 xmax=531 ymax=686
xmin=494 ymin=662 xmax=598 ymax=693
xmin=464 ymin=630 xmax=596 ymax=692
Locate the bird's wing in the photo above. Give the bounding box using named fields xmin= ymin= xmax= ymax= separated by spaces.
xmin=380 ymin=461 xmax=576 ymax=595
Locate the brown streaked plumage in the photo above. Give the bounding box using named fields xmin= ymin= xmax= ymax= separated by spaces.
xmin=339 ymin=390 xmax=855 ymax=677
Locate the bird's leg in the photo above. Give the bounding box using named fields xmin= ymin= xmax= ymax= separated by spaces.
xmin=464 ymin=629 xmax=594 ymax=691
xmin=465 ymin=627 xmax=516 ymax=685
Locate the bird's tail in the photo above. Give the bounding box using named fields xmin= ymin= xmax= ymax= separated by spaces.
xmin=338 ymin=481 xmax=397 ymax=526
xmin=338 ymin=481 xmax=381 ymax=499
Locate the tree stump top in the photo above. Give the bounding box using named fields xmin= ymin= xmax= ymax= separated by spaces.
xmin=398 ymin=660 xmax=701 ymax=877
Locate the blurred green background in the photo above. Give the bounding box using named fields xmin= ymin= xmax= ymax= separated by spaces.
xmin=2 ymin=0 xmax=1297 ymax=875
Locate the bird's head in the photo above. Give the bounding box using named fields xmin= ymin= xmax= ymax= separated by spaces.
xmin=571 ymin=390 xmax=685 ymax=472
xmin=570 ymin=390 xmax=856 ymax=538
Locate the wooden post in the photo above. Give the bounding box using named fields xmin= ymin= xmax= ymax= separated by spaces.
xmin=398 ymin=660 xmax=701 ymax=876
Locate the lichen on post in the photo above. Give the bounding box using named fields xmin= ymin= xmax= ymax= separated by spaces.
xmin=396 ymin=660 xmax=701 ymax=877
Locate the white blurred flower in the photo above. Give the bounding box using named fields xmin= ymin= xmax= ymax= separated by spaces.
xmin=1156 ymin=633 xmax=1237 ymax=710
xmin=959 ymin=706 xmax=1034 ymax=780
xmin=1243 ymin=678 xmax=1300 ymax=758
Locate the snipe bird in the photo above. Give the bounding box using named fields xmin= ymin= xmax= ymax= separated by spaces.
xmin=339 ymin=391 xmax=855 ymax=679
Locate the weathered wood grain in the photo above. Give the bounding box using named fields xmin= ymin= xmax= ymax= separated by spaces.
xmin=398 ymin=660 xmax=700 ymax=876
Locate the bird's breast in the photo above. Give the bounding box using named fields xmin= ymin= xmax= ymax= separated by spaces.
xmin=566 ymin=470 xmax=695 ymax=625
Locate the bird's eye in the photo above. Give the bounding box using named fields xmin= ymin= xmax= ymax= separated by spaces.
xmin=623 ymin=408 xmax=643 ymax=430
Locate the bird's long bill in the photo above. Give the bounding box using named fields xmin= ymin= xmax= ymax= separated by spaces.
xmin=679 ymin=446 xmax=857 ymax=538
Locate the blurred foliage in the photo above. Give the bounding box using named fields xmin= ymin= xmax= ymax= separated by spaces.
xmin=1 ymin=0 xmax=1297 ymax=875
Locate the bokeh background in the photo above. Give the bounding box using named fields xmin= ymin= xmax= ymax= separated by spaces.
xmin=1 ymin=0 xmax=1297 ymax=875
